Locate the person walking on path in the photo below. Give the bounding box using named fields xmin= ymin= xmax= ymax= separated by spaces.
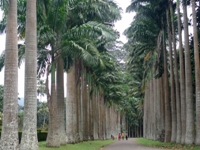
xmin=125 ymin=134 xmax=128 ymax=140
xmin=122 ymin=132 xmax=125 ymax=140
xmin=118 ymin=133 xmax=121 ymax=141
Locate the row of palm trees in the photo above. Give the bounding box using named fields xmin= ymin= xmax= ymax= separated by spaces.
xmin=0 ymin=0 xmax=38 ymax=149
xmin=0 ymin=0 xmax=128 ymax=149
xmin=125 ymin=0 xmax=200 ymax=145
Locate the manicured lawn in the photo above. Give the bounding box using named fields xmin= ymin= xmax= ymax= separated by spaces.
xmin=39 ymin=139 xmax=115 ymax=150
xmin=135 ymin=138 xmax=200 ymax=150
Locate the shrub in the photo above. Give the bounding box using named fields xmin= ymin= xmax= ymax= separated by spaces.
xmin=0 ymin=130 xmax=47 ymax=143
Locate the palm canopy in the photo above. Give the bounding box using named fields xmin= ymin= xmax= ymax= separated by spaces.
xmin=0 ymin=0 xmax=121 ymax=75
xmin=124 ymin=0 xmax=167 ymax=102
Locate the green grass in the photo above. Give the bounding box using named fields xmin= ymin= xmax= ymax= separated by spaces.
xmin=135 ymin=138 xmax=200 ymax=150
xmin=39 ymin=139 xmax=116 ymax=150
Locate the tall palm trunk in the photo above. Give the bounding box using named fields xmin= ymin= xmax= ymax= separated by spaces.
xmin=191 ymin=0 xmax=200 ymax=145
xmin=170 ymin=1 xmax=181 ymax=143
xmin=94 ymin=90 xmax=99 ymax=140
xmin=150 ymin=79 xmax=154 ymax=140
xmin=177 ymin=0 xmax=186 ymax=144
xmin=153 ymin=73 xmax=157 ymax=140
xmin=75 ymin=61 xmax=81 ymax=142
xmin=160 ymin=75 xmax=165 ymax=142
xmin=167 ymin=7 xmax=177 ymax=143
xmin=20 ymin=0 xmax=38 ymax=149
xmin=146 ymin=80 xmax=151 ymax=139
xmin=89 ymin=89 xmax=94 ymax=140
xmin=143 ymin=85 xmax=148 ymax=138
xmin=46 ymin=59 xmax=60 ymax=147
xmin=183 ymin=0 xmax=195 ymax=144
xmin=83 ymin=75 xmax=89 ymax=140
xmin=1 ymin=0 xmax=18 ymax=149
xmin=79 ymin=72 xmax=84 ymax=141
xmin=66 ymin=65 xmax=76 ymax=143
xmin=56 ymin=56 xmax=67 ymax=145
xmin=163 ymin=30 xmax=172 ymax=142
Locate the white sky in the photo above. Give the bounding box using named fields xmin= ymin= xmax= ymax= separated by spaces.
xmin=0 ymin=0 xmax=134 ymax=98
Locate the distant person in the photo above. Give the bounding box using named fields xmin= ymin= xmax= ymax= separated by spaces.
xmin=118 ymin=133 xmax=121 ymax=141
xmin=111 ymin=134 xmax=114 ymax=140
xmin=122 ymin=132 xmax=124 ymax=140
xmin=126 ymin=134 xmax=128 ymax=140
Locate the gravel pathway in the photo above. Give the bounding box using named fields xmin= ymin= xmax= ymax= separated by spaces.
xmin=101 ymin=138 xmax=162 ymax=150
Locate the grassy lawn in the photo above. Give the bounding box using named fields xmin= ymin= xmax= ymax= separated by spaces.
xmin=135 ymin=138 xmax=200 ymax=150
xmin=39 ymin=139 xmax=116 ymax=150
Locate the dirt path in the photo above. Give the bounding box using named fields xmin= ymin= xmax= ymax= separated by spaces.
xmin=101 ymin=138 xmax=162 ymax=150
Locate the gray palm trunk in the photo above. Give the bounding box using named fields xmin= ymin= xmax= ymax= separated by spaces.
xmin=183 ymin=0 xmax=195 ymax=144
xmin=163 ymin=31 xmax=172 ymax=142
xmin=20 ymin=0 xmax=38 ymax=149
xmin=75 ymin=62 xmax=81 ymax=142
xmin=191 ymin=0 xmax=200 ymax=145
xmin=150 ymin=79 xmax=154 ymax=140
xmin=143 ymin=83 xmax=149 ymax=139
xmin=46 ymin=81 xmax=60 ymax=147
xmin=170 ymin=2 xmax=181 ymax=143
xmin=56 ymin=56 xmax=67 ymax=145
xmin=177 ymin=0 xmax=186 ymax=144
xmin=156 ymin=75 xmax=161 ymax=140
xmin=146 ymin=83 xmax=151 ymax=139
xmin=94 ymin=91 xmax=98 ymax=139
xmin=0 ymin=0 xmax=18 ymax=149
xmin=167 ymin=8 xmax=177 ymax=143
xmin=89 ymin=89 xmax=94 ymax=140
xmin=155 ymin=30 xmax=163 ymax=140
xmin=106 ymin=106 xmax=111 ymax=139
xmin=66 ymin=65 xmax=76 ymax=143
xmin=98 ymin=92 xmax=101 ymax=139
xmin=83 ymin=76 xmax=89 ymax=141
xmin=160 ymin=75 xmax=165 ymax=142
xmin=153 ymin=74 xmax=158 ymax=140
xmin=79 ymin=74 xmax=84 ymax=141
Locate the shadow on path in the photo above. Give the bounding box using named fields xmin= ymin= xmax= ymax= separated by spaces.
xmin=101 ymin=138 xmax=162 ymax=150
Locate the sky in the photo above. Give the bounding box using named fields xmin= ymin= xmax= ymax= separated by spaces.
xmin=0 ymin=0 xmax=134 ymax=98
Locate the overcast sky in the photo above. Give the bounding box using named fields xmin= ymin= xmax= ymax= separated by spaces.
xmin=0 ymin=0 xmax=134 ymax=98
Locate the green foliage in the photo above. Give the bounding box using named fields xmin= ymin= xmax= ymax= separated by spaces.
xmin=37 ymin=132 xmax=48 ymax=142
xmin=37 ymin=101 xmax=49 ymax=129
xmin=18 ymin=111 xmax=24 ymax=130
xmin=39 ymin=139 xmax=115 ymax=150
xmin=0 ymin=131 xmax=47 ymax=143
xmin=135 ymin=138 xmax=200 ymax=150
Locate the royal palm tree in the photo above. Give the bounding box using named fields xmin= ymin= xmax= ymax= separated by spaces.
xmin=191 ymin=0 xmax=200 ymax=145
xmin=20 ymin=0 xmax=38 ymax=149
xmin=176 ymin=0 xmax=186 ymax=144
xmin=0 ymin=0 xmax=19 ymax=149
xmin=56 ymin=55 xmax=66 ymax=145
xmin=169 ymin=1 xmax=181 ymax=143
xmin=183 ymin=0 xmax=195 ymax=144
xmin=166 ymin=7 xmax=177 ymax=143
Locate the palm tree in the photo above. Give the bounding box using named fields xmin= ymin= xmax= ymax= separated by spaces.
xmin=56 ymin=55 xmax=66 ymax=145
xmin=20 ymin=0 xmax=38 ymax=149
xmin=0 ymin=0 xmax=19 ymax=149
xmin=176 ymin=0 xmax=186 ymax=144
xmin=66 ymin=64 xmax=76 ymax=143
xmin=169 ymin=1 xmax=181 ymax=143
xmin=183 ymin=0 xmax=195 ymax=144
xmin=191 ymin=0 xmax=200 ymax=145
xmin=166 ymin=7 xmax=177 ymax=143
